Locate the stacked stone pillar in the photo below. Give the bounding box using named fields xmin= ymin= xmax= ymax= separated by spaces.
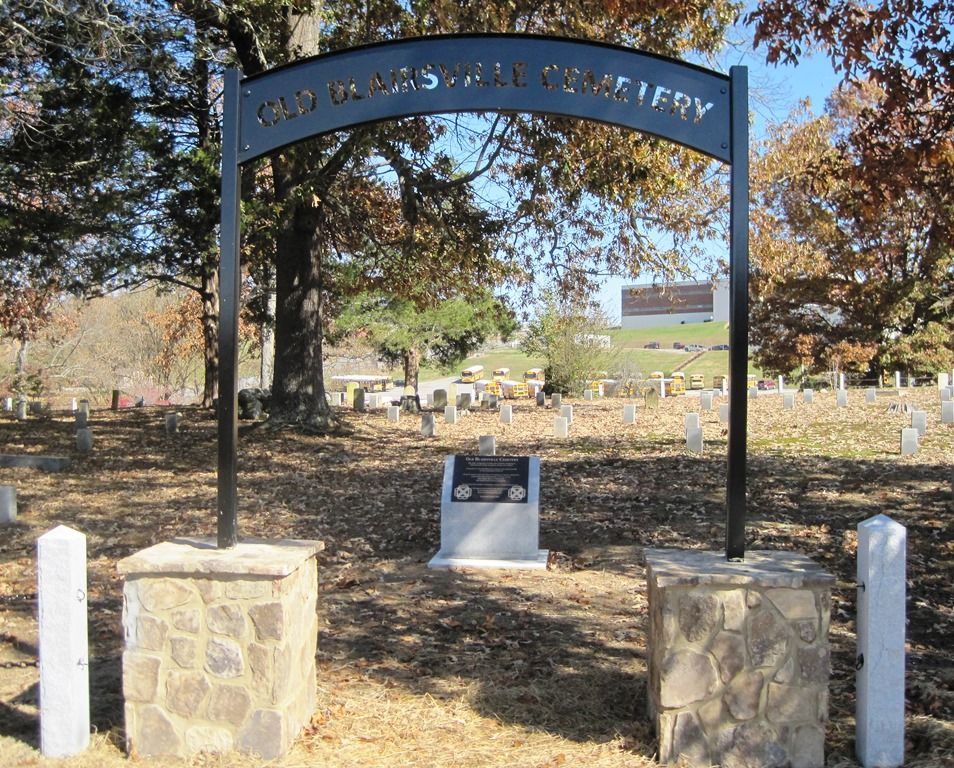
xmin=118 ymin=537 xmax=322 ymax=760
xmin=645 ymin=549 xmax=833 ymax=767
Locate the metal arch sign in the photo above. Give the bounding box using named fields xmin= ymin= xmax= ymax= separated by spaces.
xmin=236 ymin=35 xmax=731 ymax=164
xmin=217 ymin=33 xmax=750 ymax=561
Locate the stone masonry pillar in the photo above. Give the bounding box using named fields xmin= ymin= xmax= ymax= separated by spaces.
xmin=118 ymin=537 xmax=323 ymax=760
xmin=645 ymin=549 xmax=834 ymax=768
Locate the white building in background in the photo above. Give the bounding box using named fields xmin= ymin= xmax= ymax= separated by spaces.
xmin=620 ymin=280 xmax=729 ymax=329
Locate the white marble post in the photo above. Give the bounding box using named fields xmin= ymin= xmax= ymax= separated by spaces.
xmin=387 ymin=405 xmax=400 ymax=423
xmin=803 ymin=389 xmax=814 ymax=404
xmin=444 ymin=405 xmax=457 ymax=424
xmin=900 ymin=427 xmax=918 ymax=455
xmin=700 ymin=392 xmax=713 ymax=411
xmin=38 ymin=525 xmax=89 ymax=757
xmin=15 ymin=400 xmax=27 ymax=420
xmin=684 ymin=412 xmax=700 ymax=439
xmin=910 ymin=410 xmax=926 ymax=437
xmin=839 ymin=372 xmax=846 ymax=390
xmin=686 ymin=426 xmax=703 ymax=454
xmin=421 ymin=413 xmax=435 ymax=437
xmin=938 ymin=372 xmax=949 ymax=391
xmin=748 ymin=386 xmax=758 ymax=399
xmin=3 ymin=396 xmax=11 ymax=411
xmin=70 ymin=398 xmax=77 ymax=412
xmin=551 ymin=393 xmax=562 ymax=409
xmin=553 ymin=416 xmax=569 ymax=438
xmin=164 ymin=412 xmax=180 ymax=436
xmin=478 ymin=435 xmax=496 ymax=455
xmin=0 ymin=485 xmax=16 ymax=524
xmin=777 ymin=375 xmax=784 ymax=392
xmin=894 ymin=371 xmax=901 ymax=389
xmin=584 ymin=389 xmax=594 ymax=401
xmin=623 ymin=404 xmax=636 ymax=424
xmin=718 ymin=403 xmax=729 ymax=423
xmin=856 ymin=515 xmax=906 ymax=768
xmin=866 ymin=388 xmax=877 ymax=404
xmin=837 ymin=390 xmax=848 ymax=408
xmin=560 ymin=404 xmax=573 ymax=425
xmin=942 ymin=401 xmax=953 ymax=424
xmin=783 ymin=392 xmax=795 ymax=410
xmin=499 ymin=405 xmax=513 ymax=424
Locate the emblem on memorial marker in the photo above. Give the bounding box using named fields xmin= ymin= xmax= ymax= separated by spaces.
xmin=451 ymin=456 xmax=531 ymax=504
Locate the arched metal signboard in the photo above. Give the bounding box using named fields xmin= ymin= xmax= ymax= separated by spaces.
xmin=217 ymin=34 xmax=749 ymax=558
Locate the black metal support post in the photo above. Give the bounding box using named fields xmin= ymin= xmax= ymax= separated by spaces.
xmin=217 ymin=68 xmax=242 ymax=549
xmin=726 ymin=66 xmax=749 ymax=560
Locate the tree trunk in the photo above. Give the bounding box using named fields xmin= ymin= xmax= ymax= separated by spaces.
xmin=260 ymin=263 xmax=276 ymax=389
xmin=201 ymin=269 xmax=219 ymax=407
xmin=403 ymin=348 xmax=422 ymax=391
xmin=15 ymin=338 xmax=27 ymax=376
xmin=268 ymin=192 xmax=335 ymax=430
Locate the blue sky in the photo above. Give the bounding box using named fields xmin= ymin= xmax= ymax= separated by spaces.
xmin=595 ymin=43 xmax=843 ymax=321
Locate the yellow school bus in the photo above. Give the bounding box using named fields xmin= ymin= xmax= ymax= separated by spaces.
xmin=523 ymin=368 xmax=545 ymax=382
xmin=689 ymin=374 xmax=705 ymax=390
xmin=503 ymin=381 xmax=529 ymax=398
xmin=671 ymin=371 xmax=686 ymax=395
xmin=461 ymin=365 xmax=484 ymax=383
xmin=713 ymin=374 xmax=727 ymax=390
xmin=484 ymin=380 xmax=503 ymax=397
xmin=492 ymin=367 xmax=510 ymax=381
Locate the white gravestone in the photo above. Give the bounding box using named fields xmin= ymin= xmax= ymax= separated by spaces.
xmin=777 ymin=375 xmax=785 ymax=392
xmin=584 ymin=389 xmax=594 ymax=401
xmin=387 ymin=405 xmax=400 ymax=423
xmin=937 ymin=372 xmax=948 ymax=390
xmin=428 ymin=455 xmax=547 ymax=569
xmin=700 ymin=392 xmax=713 ymax=411
xmin=910 ymin=410 xmax=926 ymax=437
xmin=856 ymin=515 xmax=906 ymax=768
xmin=551 ymin=392 xmax=562 ymax=409
xmin=38 ymin=525 xmax=90 ymax=757
xmin=16 ymin=400 xmax=27 ymax=420
xmin=866 ymin=388 xmax=877 ymax=404
xmin=500 ymin=405 xmax=513 ymax=424
xmin=942 ymin=401 xmax=953 ymax=425
xmin=837 ymin=390 xmax=848 ymax=408
xmin=479 ymin=435 xmax=496 ymax=456
xmin=623 ymin=404 xmax=636 ymax=424
xmin=900 ymin=427 xmax=918 ymax=456
xmin=803 ymin=389 xmax=814 ymax=404
xmin=839 ymin=372 xmax=846 ymax=390
xmin=686 ymin=426 xmax=703 ymax=454
xmin=684 ymin=412 xmax=700 ymax=439
xmin=894 ymin=371 xmax=901 ymax=389
xmin=941 ymin=387 xmax=952 ymax=402
xmin=560 ymin=404 xmax=573 ymax=425
xmin=76 ymin=428 xmax=92 ymax=453
xmin=421 ymin=413 xmax=435 ymax=437
xmin=718 ymin=403 xmax=729 ymax=423
xmin=70 ymin=398 xmax=77 ymax=412
xmin=720 ymin=378 xmax=728 ymax=396
xmin=783 ymin=392 xmax=795 ymax=410
xmin=0 ymin=485 xmax=16 ymax=524
xmin=748 ymin=387 xmax=758 ymax=399
xmin=164 ymin=412 xmax=181 ymax=436
xmin=553 ymin=416 xmax=569 ymax=438
xmin=445 ymin=405 xmax=458 ymax=425
xmin=3 ymin=396 xmax=11 ymax=411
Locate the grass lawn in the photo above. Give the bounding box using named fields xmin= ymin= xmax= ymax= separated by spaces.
xmin=608 ymin=321 xmax=729 ymax=349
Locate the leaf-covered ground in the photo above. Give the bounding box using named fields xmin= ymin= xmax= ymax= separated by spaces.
xmin=0 ymin=389 xmax=952 ymax=766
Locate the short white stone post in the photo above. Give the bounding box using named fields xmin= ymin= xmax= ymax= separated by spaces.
xmin=783 ymin=392 xmax=795 ymax=410
xmin=748 ymin=386 xmax=758 ymax=399
xmin=894 ymin=371 xmax=901 ymax=389
xmin=444 ymin=405 xmax=457 ymax=424
xmin=16 ymin=399 xmax=27 ymax=420
xmin=584 ymin=389 xmax=594 ymax=401
xmin=942 ymin=401 xmax=954 ymax=424
xmin=70 ymin=398 xmax=78 ymax=412
xmin=686 ymin=426 xmax=703 ymax=454
xmin=837 ymin=390 xmax=848 ymax=408
xmin=553 ymin=416 xmax=569 ymax=438
xmin=3 ymin=396 xmax=11 ymax=411
xmin=38 ymin=525 xmax=89 ymax=757
xmin=164 ymin=412 xmax=180 ymax=436
xmin=718 ymin=403 xmax=729 ymax=423
xmin=478 ymin=435 xmax=496 ymax=455
xmin=866 ymin=388 xmax=877 ymax=404
xmin=804 ymin=388 xmax=814 ymax=404
xmin=78 ymin=399 xmax=90 ymax=416
xmin=623 ymin=404 xmax=636 ymax=424
xmin=560 ymin=404 xmax=573 ymax=425
xmin=900 ymin=427 xmax=918 ymax=455
xmin=856 ymin=515 xmax=906 ymax=768
xmin=839 ymin=372 xmax=846 ymax=390
xmin=910 ymin=410 xmax=926 ymax=436
xmin=499 ymin=404 xmax=513 ymax=424
xmin=0 ymin=485 xmax=16 ymax=524
xmin=551 ymin=393 xmax=562 ymax=409
xmin=700 ymin=392 xmax=713 ymax=411
xmin=777 ymin=374 xmax=784 ymax=392
xmin=684 ymin=412 xmax=700 ymax=439
xmin=421 ymin=413 xmax=435 ymax=437
xmin=938 ymin=372 xmax=949 ymax=391
xmin=387 ymin=405 xmax=400 ymax=423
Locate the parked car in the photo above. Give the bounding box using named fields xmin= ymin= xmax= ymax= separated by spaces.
xmin=757 ymin=379 xmax=777 ymax=390
xmin=644 ymin=341 xmax=660 ymax=349
xmin=672 ymin=342 xmax=684 ymax=350
xmin=685 ymin=343 xmax=705 ymax=352
xmin=710 ymin=343 xmax=729 ymax=350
